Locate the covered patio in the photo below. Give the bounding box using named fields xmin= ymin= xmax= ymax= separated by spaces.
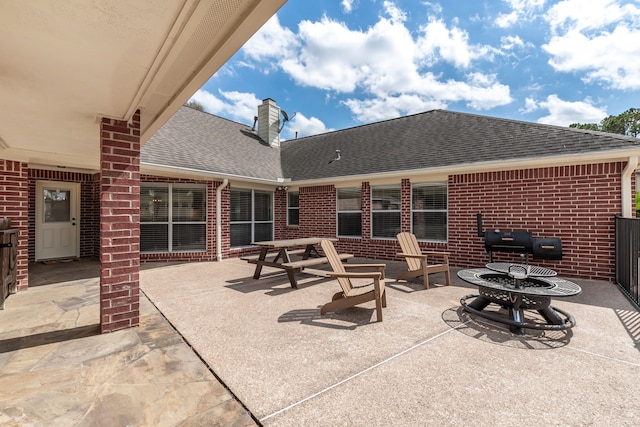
xmin=1 ymin=258 xmax=638 ymax=425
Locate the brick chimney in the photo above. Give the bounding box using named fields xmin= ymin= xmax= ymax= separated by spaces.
xmin=257 ymin=98 xmax=280 ymax=147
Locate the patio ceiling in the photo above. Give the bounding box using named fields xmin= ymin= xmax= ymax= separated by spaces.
xmin=0 ymin=0 xmax=285 ymax=171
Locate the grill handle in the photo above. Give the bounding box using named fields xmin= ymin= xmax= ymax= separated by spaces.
xmin=477 ymin=213 xmax=485 ymax=237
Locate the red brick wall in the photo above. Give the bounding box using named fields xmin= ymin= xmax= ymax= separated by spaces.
xmin=28 ymin=169 xmax=100 ymax=261
xmin=269 ymin=162 xmax=627 ymax=281
xmin=100 ymin=112 xmax=140 ymax=333
xmin=449 ymin=163 xmax=626 ymax=279
xmin=0 ymin=160 xmax=29 ymax=290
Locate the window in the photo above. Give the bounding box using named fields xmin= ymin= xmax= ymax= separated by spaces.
xmin=337 ymin=187 xmax=361 ymax=237
xmin=287 ymin=191 xmax=299 ymax=226
xmin=371 ymin=185 xmax=401 ymax=238
xmin=141 ymin=183 xmax=206 ymax=253
xmin=231 ymin=188 xmax=273 ymax=247
xmin=412 ymin=182 xmax=447 ymax=241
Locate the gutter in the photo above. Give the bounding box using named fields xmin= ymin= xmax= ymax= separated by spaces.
xmin=141 ymin=162 xmax=287 ymax=185
xmin=288 ymin=149 xmax=640 ymax=188
xmin=621 ymin=156 xmax=638 ymax=218
xmin=216 ymin=178 xmax=229 ymax=261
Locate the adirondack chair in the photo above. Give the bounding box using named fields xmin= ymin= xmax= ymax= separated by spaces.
xmin=319 ymin=239 xmax=387 ymax=322
xmin=396 ymin=232 xmax=451 ymax=289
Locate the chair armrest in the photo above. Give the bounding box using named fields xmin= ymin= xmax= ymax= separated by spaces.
xmin=343 ymin=264 xmax=386 ymax=278
xmin=327 ymin=271 xmax=383 ymax=279
xmin=397 ymin=253 xmax=427 ymax=259
xmin=423 ymin=251 xmax=450 ymax=256
xmin=344 ymin=263 xmax=386 ymax=270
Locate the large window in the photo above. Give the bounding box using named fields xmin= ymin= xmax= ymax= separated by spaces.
xmin=337 ymin=187 xmax=362 ymax=237
xmin=141 ymin=183 xmax=207 ymax=253
xmin=231 ymin=188 xmax=273 ymax=247
xmin=412 ymin=182 xmax=447 ymax=241
xmin=287 ymin=191 xmax=299 ymax=226
xmin=371 ymin=185 xmax=401 ymax=238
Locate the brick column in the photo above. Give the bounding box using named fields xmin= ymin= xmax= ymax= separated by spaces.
xmin=401 ymin=178 xmax=411 ymax=232
xmin=0 ymin=160 xmax=29 ymax=290
xmin=99 ymin=111 xmax=140 ymax=333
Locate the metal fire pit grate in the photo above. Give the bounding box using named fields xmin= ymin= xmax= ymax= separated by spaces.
xmin=479 ymin=285 xmax=551 ymax=309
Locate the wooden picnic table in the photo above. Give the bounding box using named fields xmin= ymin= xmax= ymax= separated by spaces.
xmin=243 ymin=237 xmax=353 ymax=288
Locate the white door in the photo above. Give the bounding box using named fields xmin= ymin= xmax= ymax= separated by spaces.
xmin=35 ymin=181 xmax=80 ymax=261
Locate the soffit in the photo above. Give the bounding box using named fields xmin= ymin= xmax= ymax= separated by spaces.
xmin=0 ymin=0 xmax=285 ymax=170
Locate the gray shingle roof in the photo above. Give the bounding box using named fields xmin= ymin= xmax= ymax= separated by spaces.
xmin=280 ymin=109 xmax=640 ymax=181
xmin=143 ymin=107 xmax=640 ymax=183
xmin=142 ymin=106 xmax=283 ymax=180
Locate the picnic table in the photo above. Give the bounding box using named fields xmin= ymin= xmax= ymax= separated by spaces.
xmin=242 ymin=237 xmax=353 ymax=288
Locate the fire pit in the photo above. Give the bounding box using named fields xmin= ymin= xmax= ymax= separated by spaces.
xmin=458 ymin=263 xmax=581 ymax=335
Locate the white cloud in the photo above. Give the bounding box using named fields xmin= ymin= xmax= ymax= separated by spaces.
xmin=417 ymin=18 xmax=489 ymax=68
xmin=189 ymin=89 xmax=332 ymax=138
xmin=189 ymin=89 xmax=262 ymax=125
xmin=519 ymin=97 xmax=540 ymax=114
xmin=543 ymin=0 xmax=640 ymax=90
xmin=545 ymin=0 xmax=635 ymax=32
xmin=240 ymin=3 xmax=511 ymax=122
xmin=500 ymin=35 xmax=526 ymax=50
xmin=342 ymin=95 xmax=447 ymax=123
xmin=531 ymin=94 xmax=607 ymax=126
xmin=341 ymin=0 xmax=356 ymax=13
xmin=495 ymin=12 xmax=519 ymax=28
xmin=241 ymin=15 xmax=298 ymax=64
xmin=285 ymin=113 xmax=334 ymax=139
xmin=495 ymin=0 xmax=547 ymax=28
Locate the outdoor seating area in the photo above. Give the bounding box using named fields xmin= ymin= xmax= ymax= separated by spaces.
xmin=1 ymin=257 xmax=639 ymax=425
xmin=396 ymin=232 xmax=451 ymax=289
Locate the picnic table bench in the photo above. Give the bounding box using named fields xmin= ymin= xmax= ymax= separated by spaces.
xmin=244 ymin=238 xmax=353 ymax=288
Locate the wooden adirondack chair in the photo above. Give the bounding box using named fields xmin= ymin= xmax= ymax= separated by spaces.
xmin=396 ymin=232 xmax=451 ymax=289
xmin=320 ymin=239 xmax=387 ymax=322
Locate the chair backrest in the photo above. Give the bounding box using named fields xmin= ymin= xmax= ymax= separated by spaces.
xmin=320 ymin=239 xmax=353 ymax=294
xmin=396 ymin=232 xmax=422 ymax=271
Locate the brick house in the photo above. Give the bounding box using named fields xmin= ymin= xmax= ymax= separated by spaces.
xmin=2 ymin=1 xmax=637 ymax=336
xmin=0 ymin=1 xmax=287 ymax=333
xmin=135 ymin=99 xmax=639 ymax=281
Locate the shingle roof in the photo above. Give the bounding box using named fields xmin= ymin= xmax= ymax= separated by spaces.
xmin=143 ymin=107 xmax=640 ymax=183
xmin=142 ymin=106 xmax=283 ymax=180
xmin=280 ymin=109 xmax=640 ymax=181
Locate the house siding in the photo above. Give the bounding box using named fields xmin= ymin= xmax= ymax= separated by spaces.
xmin=99 ymin=112 xmax=141 ymax=333
xmin=272 ymin=161 xmax=628 ymax=281
xmin=0 ymin=160 xmax=29 ymax=290
xmin=19 ymin=160 xmax=633 ymax=284
xmin=449 ymin=162 xmax=627 ymax=280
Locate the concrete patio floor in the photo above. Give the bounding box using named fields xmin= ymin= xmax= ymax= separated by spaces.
xmin=1 ymin=257 xmax=639 ymax=425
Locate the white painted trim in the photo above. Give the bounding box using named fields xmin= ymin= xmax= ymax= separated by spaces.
xmin=35 ymin=180 xmax=80 ymax=261
xmin=621 ymin=157 xmax=638 ymax=218
xmin=216 ymin=179 xmax=228 ymax=261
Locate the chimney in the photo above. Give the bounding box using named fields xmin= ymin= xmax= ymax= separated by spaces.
xmin=257 ymin=98 xmax=280 ymax=147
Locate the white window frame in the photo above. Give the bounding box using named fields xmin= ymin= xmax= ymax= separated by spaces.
xmin=411 ymin=182 xmax=448 ymax=243
xmin=371 ymin=184 xmax=401 ymax=239
xmin=287 ymin=191 xmax=299 ymax=226
xmin=336 ymin=187 xmax=362 ymax=238
xmin=140 ymin=182 xmax=207 ymax=253
xmin=230 ymin=188 xmax=274 ymax=248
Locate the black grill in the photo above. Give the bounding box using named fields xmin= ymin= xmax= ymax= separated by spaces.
xmin=477 ymin=214 xmax=563 ymax=262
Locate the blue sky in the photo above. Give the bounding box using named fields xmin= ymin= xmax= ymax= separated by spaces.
xmin=190 ymin=0 xmax=640 ymax=140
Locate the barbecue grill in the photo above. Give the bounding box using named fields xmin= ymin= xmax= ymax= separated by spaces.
xmin=476 ymin=214 xmax=562 ymax=262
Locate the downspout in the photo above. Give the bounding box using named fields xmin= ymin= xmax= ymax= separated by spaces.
xmin=621 ymin=156 xmax=638 ymax=218
xmin=216 ymin=179 xmax=229 ymax=261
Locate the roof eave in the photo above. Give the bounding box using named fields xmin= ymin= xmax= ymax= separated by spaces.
xmin=141 ymin=162 xmax=288 ymax=185
xmin=287 ymin=149 xmax=640 ymax=187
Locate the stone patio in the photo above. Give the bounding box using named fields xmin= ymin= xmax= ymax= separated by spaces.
xmin=1 ymin=257 xmax=639 ymax=425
